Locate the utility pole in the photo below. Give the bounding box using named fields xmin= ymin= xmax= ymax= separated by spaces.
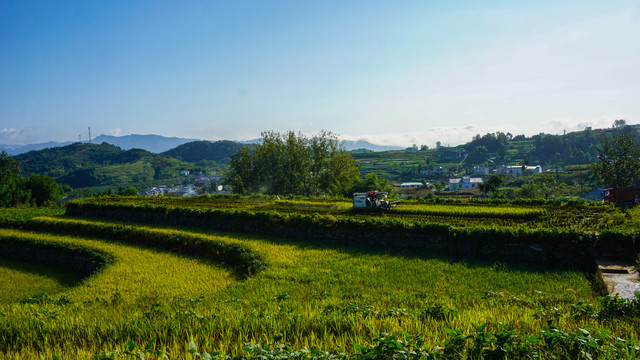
xmin=88 ymin=127 xmax=92 ymax=144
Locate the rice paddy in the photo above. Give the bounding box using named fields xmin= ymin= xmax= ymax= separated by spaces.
xmin=0 ymin=197 xmax=639 ymax=359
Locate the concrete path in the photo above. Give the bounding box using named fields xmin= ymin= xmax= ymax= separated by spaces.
xmin=597 ymin=259 xmax=640 ymax=299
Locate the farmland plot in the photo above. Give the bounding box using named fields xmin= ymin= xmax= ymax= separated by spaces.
xmin=0 ymin=198 xmax=638 ymax=359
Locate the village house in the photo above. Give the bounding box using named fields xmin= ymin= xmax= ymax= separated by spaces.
xmin=496 ymin=165 xmax=542 ymax=177
xmin=431 ymin=166 xmax=449 ymax=176
xmin=399 ymin=182 xmax=424 ymax=189
xmin=472 ymin=166 xmax=491 ymax=176
xmin=448 ymin=176 xmax=483 ymax=191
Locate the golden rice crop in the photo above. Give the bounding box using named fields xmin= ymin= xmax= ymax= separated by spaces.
xmin=0 ymin=258 xmax=81 ymax=302
xmin=0 ymin=207 xmax=638 ymax=359
xmin=0 ymin=228 xmax=234 ymax=302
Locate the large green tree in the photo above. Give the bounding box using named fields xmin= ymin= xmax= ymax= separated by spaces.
xmin=26 ymin=174 xmax=60 ymax=206
xmin=591 ymin=132 xmax=640 ymax=188
xmin=0 ymin=151 xmax=29 ymax=206
xmin=225 ymin=131 xmax=359 ymax=196
xmin=479 ymin=173 xmax=506 ymax=195
xmin=347 ymin=173 xmax=394 ymax=195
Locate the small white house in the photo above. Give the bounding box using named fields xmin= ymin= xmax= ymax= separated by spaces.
xmin=180 ymin=170 xmax=190 ymax=176
xmin=496 ymin=165 xmax=542 ymax=177
xmin=448 ymin=176 xmax=483 ymax=191
xmin=399 ymin=182 xmax=424 ymax=189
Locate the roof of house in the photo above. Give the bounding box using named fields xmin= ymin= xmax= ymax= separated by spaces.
xmin=449 ymin=177 xmax=483 ymax=184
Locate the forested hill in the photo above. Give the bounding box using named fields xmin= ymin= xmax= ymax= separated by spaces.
xmin=161 ymin=140 xmax=242 ymax=163
xmin=352 ymin=124 xmax=640 ymax=182
xmin=462 ymin=124 xmax=640 ymax=167
xmin=13 ymin=142 xmax=222 ymax=188
xmin=15 ymin=143 xmax=144 ymax=178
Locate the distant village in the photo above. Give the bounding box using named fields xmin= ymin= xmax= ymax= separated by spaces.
xmin=143 ymin=174 xmax=231 ymax=197
xmin=399 ymin=163 xmax=544 ymax=191
xmin=146 ymin=156 xmax=548 ymax=198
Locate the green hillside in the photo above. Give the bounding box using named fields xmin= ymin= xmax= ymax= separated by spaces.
xmin=14 ymin=142 xmax=222 ymax=188
xmin=354 ymin=124 xmax=640 ymax=182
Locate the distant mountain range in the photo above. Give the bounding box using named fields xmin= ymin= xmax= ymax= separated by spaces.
xmin=340 ymin=140 xmax=402 ymax=152
xmin=1 ymin=141 xmax=74 ymax=155
xmin=1 ymin=134 xmax=402 ymax=155
xmin=93 ymin=134 xmax=200 ymax=153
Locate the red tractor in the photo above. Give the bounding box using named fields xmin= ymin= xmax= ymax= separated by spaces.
xmin=602 ymin=187 xmax=640 ymax=205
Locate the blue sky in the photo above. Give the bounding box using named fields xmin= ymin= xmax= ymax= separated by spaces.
xmin=1 ymin=0 xmax=639 ymax=147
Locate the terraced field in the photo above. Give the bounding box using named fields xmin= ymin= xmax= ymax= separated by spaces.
xmin=84 ymin=195 xmax=622 ymax=230
xmin=0 ymin=199 xmax=639 ymax=359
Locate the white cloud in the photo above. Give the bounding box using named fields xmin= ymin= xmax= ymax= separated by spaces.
xmin=109 ymin=128 xmax=122 ymax=136
xmin=341 ymin=116 xmax=638 ymax=148
xmin=0 ymin=128 xmax=37 ymax=145
xmin=340 ymin=8 xmax=640 ymax=136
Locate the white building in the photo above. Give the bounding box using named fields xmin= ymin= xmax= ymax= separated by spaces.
xmin=496 ymin=165 xmax=542 ymax=177
xmin=472 ymin=166 xmax=491 ymax=175
xmin=448 ymin=176 xmax=483 ymax=191
xmin=399 ymin=182 xmax=424 ymax=189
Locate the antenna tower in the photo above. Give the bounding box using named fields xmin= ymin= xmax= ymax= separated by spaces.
xmin=88 ymin=127 xmax=92 ymax=144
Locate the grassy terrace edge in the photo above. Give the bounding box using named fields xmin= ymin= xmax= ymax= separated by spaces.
xmin=0 ymin=215 xmax=265 ymax=278
xmin=0 ymin=232 xmax=113 ymax=278
xmin=66 ymin=201 xmax=640 ymax=268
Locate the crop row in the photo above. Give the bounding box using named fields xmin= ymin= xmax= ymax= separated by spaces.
xmin=83 ymin=196 xmax=622 ymax=230
xmin=0 ymin=231 xmax=112 ymax=277
xmin=0 ymin=227 xmax=235 ymax=303
xmin=86 ymin=195 xmax=547 ymax=217
xmin=90 ymin=194 xmax=616 ymax=208
xmin=65 ymin=201 xmax=640 ymax=267
xmin=17 ymin=216 xmax=265 ymax=278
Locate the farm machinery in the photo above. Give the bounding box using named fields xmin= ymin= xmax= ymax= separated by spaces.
xmin=602 ymin=187 xmax=640 ymax=205
xmin=352 ymin=191 xmax=400 ymax=212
